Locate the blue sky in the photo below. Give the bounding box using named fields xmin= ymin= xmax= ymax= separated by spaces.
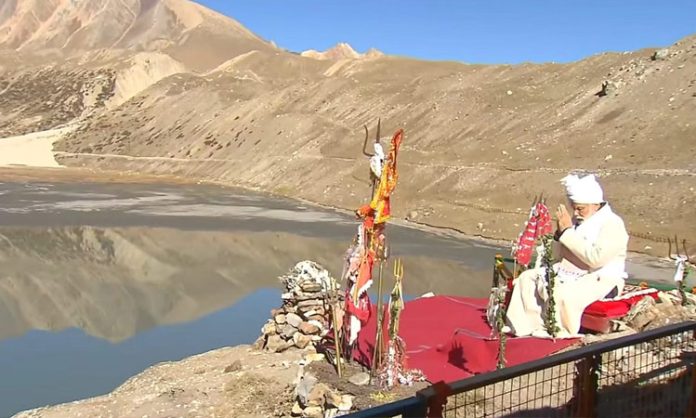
xmin=198 ymin=1 xmax=695 ymax=64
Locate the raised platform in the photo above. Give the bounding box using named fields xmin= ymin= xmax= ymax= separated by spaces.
xmin=352 ymin=296 xmax=578 ymax=383
xmin=582 ymin=287 xmax=659 ymax=333
xmin=351 ymin=288 xmax=660 ymax=383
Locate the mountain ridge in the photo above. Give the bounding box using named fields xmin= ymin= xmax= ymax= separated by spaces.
xmin=0 ymin=0 xmax=276 ymax=71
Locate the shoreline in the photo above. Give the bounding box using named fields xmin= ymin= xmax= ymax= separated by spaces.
xmin=0 ymin=165 xmax=679 ymax=271
xmin=0 ymin=165 xmax=514 ymax=250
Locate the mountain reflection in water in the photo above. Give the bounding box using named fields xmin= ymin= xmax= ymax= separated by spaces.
xmin=0 ymin=224 xmax=495 ymax=416
xmin=0 ymin=225 xmax=493 ymax=343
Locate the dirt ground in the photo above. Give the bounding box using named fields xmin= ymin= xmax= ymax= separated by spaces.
xmin=15 ymin=345 xmax=304 ymax=418
xmin=306 ymin=357 xmax=429 ymax=411
xmin=13 ymin=341 xmax=430 ymax=418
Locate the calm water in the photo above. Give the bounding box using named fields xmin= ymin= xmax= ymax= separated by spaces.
xmin=0 ymin=180 xmax=502 ymax=417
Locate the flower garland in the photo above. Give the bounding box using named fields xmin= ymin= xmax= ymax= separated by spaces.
xmin=541 ymin=234 xmax=560 ymax=337
xmin=495 ymin=285 xmax=507 ymax=369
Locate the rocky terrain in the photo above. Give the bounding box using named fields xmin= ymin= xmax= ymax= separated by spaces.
xmin=14 ymin=343 xmax=306 ymax=418
xmin=1 ymin=1 xmax=694 ymax=259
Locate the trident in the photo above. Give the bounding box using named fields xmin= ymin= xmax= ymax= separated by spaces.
xmin=370 ymin=239 xmax=389 ymax=382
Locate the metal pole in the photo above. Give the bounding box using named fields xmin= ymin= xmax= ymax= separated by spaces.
xmin=371 ymin=258 xmax=386 ymax=380
xmin=688 ymin=329 xmax=696 ymax=417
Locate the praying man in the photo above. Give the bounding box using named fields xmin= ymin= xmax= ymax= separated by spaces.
xmin=506 ymin=174 xmax=630 ymax=338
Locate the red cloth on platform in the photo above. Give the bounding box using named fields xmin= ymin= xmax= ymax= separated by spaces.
xmin=353 ymin=296 xmax=578 ymax=383
xmin=584 ymin=288 xmax=659 ymax=318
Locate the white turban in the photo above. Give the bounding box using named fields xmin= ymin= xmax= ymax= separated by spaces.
xmin=561 ymin=174 xmax=604 ymax=204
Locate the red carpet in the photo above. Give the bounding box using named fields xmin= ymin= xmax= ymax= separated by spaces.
xmin=353 ymin=296 xmax=579 ymax=383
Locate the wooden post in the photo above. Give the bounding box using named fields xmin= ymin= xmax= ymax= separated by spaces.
xmin=687 ymin=330 xmax=696 ymax=417
xmin=493 ymin=254 xmax=502 ymax=288
xmin=330 ymin=285 xmax=343 ymax=378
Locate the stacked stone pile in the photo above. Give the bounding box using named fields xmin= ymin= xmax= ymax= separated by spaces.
xmin=621 ymin=289 xmax=696 ymax=331
xmin=257 ymin=261 xmax=340 ymax=353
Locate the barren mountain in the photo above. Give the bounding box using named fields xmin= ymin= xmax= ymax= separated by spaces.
xmin=0 ymin=0 xmax=694 ymax=257
xmin=0 ymin=0 xmax=274 ymax=71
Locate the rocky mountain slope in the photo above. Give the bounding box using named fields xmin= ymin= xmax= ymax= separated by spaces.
xmin=0 ymin=0 xmax=694 ymax=256
xmin=0 ymin=0 xmax=273 ymax=70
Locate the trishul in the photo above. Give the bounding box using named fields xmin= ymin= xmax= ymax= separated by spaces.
xmin=361 ymin=118 xmax=383 ymax=196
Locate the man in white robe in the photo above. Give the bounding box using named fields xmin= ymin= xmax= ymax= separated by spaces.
xmin=506 ymin=174 xmax=629 ymax=338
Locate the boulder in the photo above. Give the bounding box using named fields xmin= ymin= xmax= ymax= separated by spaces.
xmin=266 ymin=334 xmax=292 ymax=353
xmin=262 ymin=321 xmax=277 ymax=335
xmin=307 ymin=383 xmax=331 ymax=407
xmin=348 ymin=372 xmax=370 ymax=386
xmin=295 ymin=372 xmax=318 ymax=407
xmin=652 ymin=48 xmax=670 ymax=60
xmin=299 ymin=322 xmax=321 ymax=335
xmin=286 ymin=312 xmax=303 ymax=328
xmin=279 ymin=323 xmax=298 ymax=340
xmin=303 ymin=406 xmax=323 ymax=418
xmin=293 ymin=333 xmax=312 ymax=349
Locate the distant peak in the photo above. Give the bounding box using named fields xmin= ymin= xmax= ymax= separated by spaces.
xmin=300 ymin=42 xmax=383 ymax=61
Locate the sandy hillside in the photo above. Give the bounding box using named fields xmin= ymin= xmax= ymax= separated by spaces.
xmin=0 ymin=126 xmax=71 ymax=167
xmin=0 ymin=0 xmax=694 ymax=258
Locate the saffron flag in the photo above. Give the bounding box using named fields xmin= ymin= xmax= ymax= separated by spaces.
xmin=345 ymin=128 xmax=404 ymax=346
xmin=358 ymin=129 xmax=404 ymax=224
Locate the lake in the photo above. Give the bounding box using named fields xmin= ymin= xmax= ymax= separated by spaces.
xmin=0 ymin=180 xmax=502 ymax=417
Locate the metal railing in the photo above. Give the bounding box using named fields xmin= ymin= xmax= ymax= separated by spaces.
xmin=346 ymin=321 xmax=696 ymax=417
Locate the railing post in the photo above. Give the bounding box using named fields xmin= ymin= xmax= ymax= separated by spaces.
xmin=572 ymin=353 xmax=600 ymax=418
xmin=687 ymin=330 xmax=696 ymax=417
xmin=411 ymin=381 xmax=451 ymax=418
xmin=402 ymin=399 xmax=428 ymax=418
xmin=689 ymin=361 xmax=696 ymax=418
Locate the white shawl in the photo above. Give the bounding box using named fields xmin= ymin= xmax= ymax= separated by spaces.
xmin=557 ymin=204 xmax=628 ymax=283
